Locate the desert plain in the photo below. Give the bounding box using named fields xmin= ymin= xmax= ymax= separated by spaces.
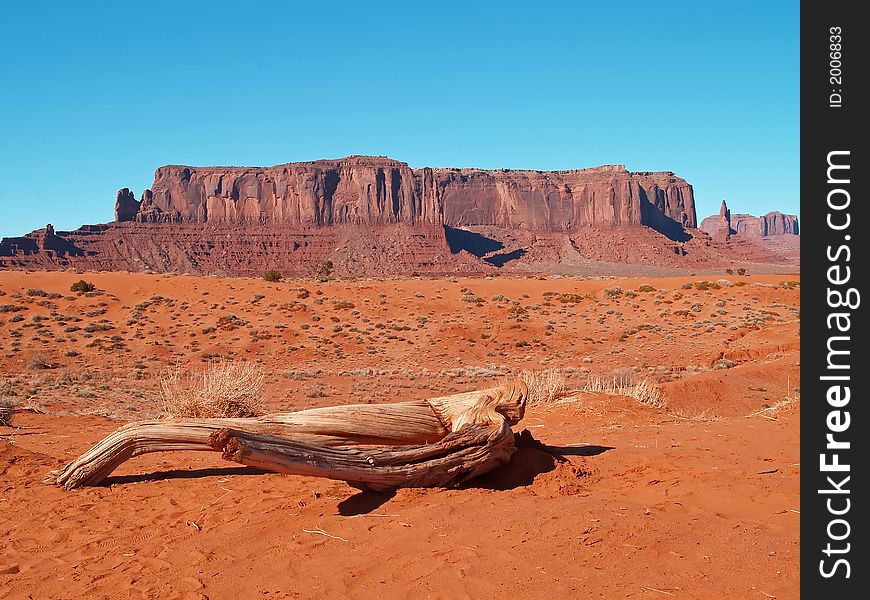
xmin=0 ymin=269 xmax=799 ymax=599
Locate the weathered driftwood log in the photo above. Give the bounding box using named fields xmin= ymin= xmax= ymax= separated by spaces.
xmin=45 ymin=381 xmax=527 ymax=491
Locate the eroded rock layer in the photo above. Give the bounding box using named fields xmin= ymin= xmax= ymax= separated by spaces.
xmin=0 ymin=223 xmax=483 ymax=277
xmin=125 ymin=156 xmax=696 ymax=232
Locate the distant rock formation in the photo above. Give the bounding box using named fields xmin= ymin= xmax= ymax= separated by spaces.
xmin=700 ymin=200 xmax=798 ymax=240
xmin=115 ymin=156 xmax=697 ymax=235
xmin=114 ymin=188 xmax=140 ymax=222
xmin=1 ymin=156 xmax=799 ymax=275
xmin=731 ymin=211 xmax=799 ymax=237
xmin=699 ymin=200 xmax=733 ymax=241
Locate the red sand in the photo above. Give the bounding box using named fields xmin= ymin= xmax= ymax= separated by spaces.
xmin=0 ymin=271 xmax=800 ymax=599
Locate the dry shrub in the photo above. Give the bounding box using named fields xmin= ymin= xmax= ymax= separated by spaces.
xmin=745 ymin=392 xmax=800 ymax=420
xmin=0 ymin=399 xmax=15 ymax=426
xmin=28 ymin=353 xmax=53 ymax=370
xmin=160 ymin=361 xmax=265 ymax=418
xmin=584 ymin=370 xmax=668 ymax=409
xmin=519 ymin=369 xmax=567 ymax=406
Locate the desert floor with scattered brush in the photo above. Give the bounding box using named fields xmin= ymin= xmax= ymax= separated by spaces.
xmin=0 ymin=270 xmax=800 ymax=599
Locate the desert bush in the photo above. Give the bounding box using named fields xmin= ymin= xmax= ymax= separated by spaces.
xmin=518 ymin=369 xmax=567 ymax=406
xmin=28 ymin=352 xmax=53 ymax=370
xmin=263 ymin=269 xmax=282 ymax=282
xmin=312 ymin=260 xmax=334 ymax=278
xmin=0 ymin=399 xmax=15 ymax=426
xmin=26 ymin=288 xmax=47 ymax=297
xmin=637 ymin=284 xmax=656 ymax=293
xmin=584 ymin=370 xmax=667 ymax=409
xmin=737 ymin=268 xmax=747 ymax=276
xmin=557 ymin=293 xmax=585 ymax=304
xmin=602 ymin=286 xmax=622 ymax=299
xmin=70 ymin=280 xmax=96 ymax=293
xmin=160 ymin=361 xmax=265 ymax=418
xmin=694 ymin=281 xmax=720 ymax=291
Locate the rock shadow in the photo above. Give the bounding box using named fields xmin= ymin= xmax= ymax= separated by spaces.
xmin=444 ymin=226 xmax=503 ymax=257
xmin=485 ymin=248 xmax=527 ymax=267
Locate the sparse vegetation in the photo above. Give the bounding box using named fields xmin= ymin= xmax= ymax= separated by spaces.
xmin=584 ymin=370 xmax=668 ymax=409
xmin=0 ymin=399 xmax=15 ymax=426
xmin=263 ymin=269 xmax=282 ymax=282
xmin=160 ymin=361 xmax=265 ymax=418
xmin=70 ymin=280 xmax=97 ymax=293
xmin=746 ymin=393 xmax=800 ymax=420
xmin=312 ymin=260 xmax=334 ymax=278
xmin=331 ymin=299 xmax=355 ymax=310
xmin=519 ymin=369 xmax=567 ymax=406
xmin=28 ymin=352 xmax=54 ymax=370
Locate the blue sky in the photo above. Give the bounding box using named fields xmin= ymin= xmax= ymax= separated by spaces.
xmin=0 ymin=1 xmax=798 ymax=237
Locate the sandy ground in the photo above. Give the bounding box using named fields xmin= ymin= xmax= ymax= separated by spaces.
xmin=0 ymin=271 xmax=800 ymax=599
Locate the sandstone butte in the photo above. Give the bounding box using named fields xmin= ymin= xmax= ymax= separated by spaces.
xmin=0 ymin=156 xmax=798 ymax=276
xmin=699 ymin=200 xmax=799 ymax=241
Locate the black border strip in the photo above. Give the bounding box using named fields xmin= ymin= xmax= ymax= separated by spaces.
xmin=802 ymin=1 xmax=867 ymax=595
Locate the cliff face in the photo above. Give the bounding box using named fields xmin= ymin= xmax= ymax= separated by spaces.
xmin=124 ymin=156 xmax=696 ymax=232
xmin=731 ymin=212 xmax=799 ymax=237
xmin=700 ymin=200 xmax=799 ymax=240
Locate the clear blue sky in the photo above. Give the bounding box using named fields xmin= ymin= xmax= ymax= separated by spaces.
xmin=0 ymin=1 xmax=798 ymax=238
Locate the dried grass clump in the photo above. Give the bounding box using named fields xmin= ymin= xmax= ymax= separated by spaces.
xmin=519 ymin=369 xmax=567 ymax=406
xmin=0 ymin=399 xmax=15 ymax=426
xmin=160 ymin=361 xmax=265 ymax=418
xmin=28 ymin=353 xmax=54 ymax=370
xmin=584 ymin=370 xmax=668 ymax=410
xmin=745 ymin=393 xmax=800 ymax=420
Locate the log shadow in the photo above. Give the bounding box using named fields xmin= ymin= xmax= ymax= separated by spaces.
xmin=103 ymin=466 xmax=265 ymax=486
xmin=337 ymin=489 xmax=397 ymax=516
xmin=466 ymin=430 xmax=613 ymax=491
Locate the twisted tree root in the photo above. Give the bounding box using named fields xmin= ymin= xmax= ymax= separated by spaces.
xmin=45 ymin=380 xmax=527 ymax=491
